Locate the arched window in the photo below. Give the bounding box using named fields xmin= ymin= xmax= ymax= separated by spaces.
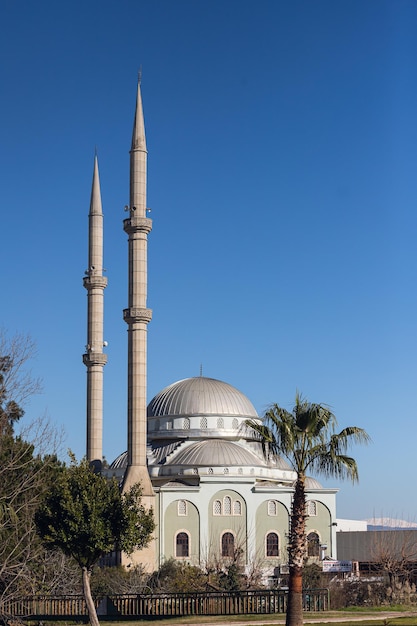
xmin=232 ymin=418 xmax=238 ymax=429
xmin=223 ymin=496 xmax=232 ymax=515
xmin=222 ymin=532 xmax=234 ymax=557
xmin=224 ymin=467 xmax=229 ymax=474
xmin=268 ymin=500 xmax=277 ymax=516
xmin=307 ymin=500 xmax=317 ymax=516
xmin=307 ymin=532 xmax=320 ymax=557
xmin=177 ymin=500 xmax=187 ymax=516
xmin=217 ymin=417 xmax=224 ymax=428
xmin=213 ymin=500 xmax=222 ymax=515
xmin=233 ymin=500 xmax=242 ymax=515
xmin=200 ymin=417 xmax=207 ymax=429
xmin=266 ymin=532 xmax=279 ymax=557
xmin=183 ymin=418 xmax=190 ymax=430
xmin=176 ymin=532 xmax=189 ymax=558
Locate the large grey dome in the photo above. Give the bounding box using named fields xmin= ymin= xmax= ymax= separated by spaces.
xmin=147 ymin=376 xmax=258 ymax=418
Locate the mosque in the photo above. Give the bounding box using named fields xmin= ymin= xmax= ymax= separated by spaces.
xmin=82 ymin=79 xmax=338 ymax=577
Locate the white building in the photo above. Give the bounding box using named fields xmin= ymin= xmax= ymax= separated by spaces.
xmin=84 ymin=79 xmax=338 ymax=573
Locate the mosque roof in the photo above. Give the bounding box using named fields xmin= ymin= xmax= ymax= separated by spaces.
xmin=147 ymin=376 xmax=258 ymax=418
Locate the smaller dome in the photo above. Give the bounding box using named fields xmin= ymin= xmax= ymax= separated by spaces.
xmin=110 ymin=451 xmax=127 ymax=470
xmin=290 ymin=476 xmax=323 ymax=490
xmin=304 ymin=476 xmax=323 ymax=489
xmin=167 ymin=439 xmax=266 ymax=467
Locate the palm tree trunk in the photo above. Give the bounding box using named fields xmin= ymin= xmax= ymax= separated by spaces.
xmin=286 ymin=474 xmax=306 ymax=626
xmin=82 ymin=566 xmax=100 ymax=626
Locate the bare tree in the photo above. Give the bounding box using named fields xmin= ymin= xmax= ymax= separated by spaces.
xmin=370 ymin=528 xmax=417 ymax=587
xmin=0 ymin=330 xmax=64 ymax=608
xmin=0 ymin=330 xmax=41 ymax=419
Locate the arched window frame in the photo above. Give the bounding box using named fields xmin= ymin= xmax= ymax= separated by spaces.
xmin=221 ymin=531 xmax=235 ymax=558
xmin=213 ymin=499 xmax=222 ymax=515
xmin=233 ymin=500 xmax=242 ymax=516
xmin=265 ymin=531 xmax=280 ymax=557
xmin=268 ymin=500 xmax=278 ymax=516
xmin=223 ymin=495 xmax=232 ymax=515
xmin=177 ymin=499 xmax=187 ymax=516
xmin=175 ymin=531 xmax=190 ymax=558
xmin=307 ymin=500 xmax=317 ymax=516
xmin=307 ymin=531 xmax=321 ymax=557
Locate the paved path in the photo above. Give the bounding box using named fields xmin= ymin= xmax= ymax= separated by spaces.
xmin=175 ymin=612 xmax=417 ymax=625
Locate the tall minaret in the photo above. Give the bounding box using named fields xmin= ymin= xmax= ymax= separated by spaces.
xmin=122 ymin=78 xmax=154 ymax=497
xmin=83 ymin=155 xmax=107 ymax=465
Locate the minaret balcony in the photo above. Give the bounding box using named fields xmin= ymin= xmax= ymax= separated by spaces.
xmin=123 ymin=307 xmax=153 ymax=324
xmin=83 ymin=275 xmax=108 ymax=290
xmin=123 ymin=216 xmax=152 ymax=235
xmin=83 ymin=352 xmax=108 ymax=367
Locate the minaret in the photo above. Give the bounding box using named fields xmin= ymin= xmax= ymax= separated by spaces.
xmin=122 ymin=79 xmax=154 ymax=496
xmin=83 ymin=155 xmax=107 ymax=465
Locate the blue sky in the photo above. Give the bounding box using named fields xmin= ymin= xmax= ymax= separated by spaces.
xmin=1 ymin=0 xmax=417 ymax=522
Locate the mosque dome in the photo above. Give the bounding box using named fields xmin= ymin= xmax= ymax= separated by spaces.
xmin=290 ymin=476 xmax=324 ymax=489
xmin=147 ymin=376 xmax=258 ymax=419
xmin=147 ymin=376 xmax=261 ymax=441
xmin=110 ymin=376 xmax=294 ymax=482
xmin=305 ymin=476 xmax=324 ymax=489
xmin=167 ymin=439 xmax=264 ymax=467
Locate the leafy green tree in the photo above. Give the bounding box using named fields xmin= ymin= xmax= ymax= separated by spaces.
xmin=148 ymin=558 xmax=208 ymax=593
xmin=302 ymin=562 xmax=323 ymax=590
xmin=35 ymin=457 xmax=154 ymax=626
xmin=246 ymin=392 xmax=370 ymax=626
xmin=216 ymin=562 xmax=244 ymax=592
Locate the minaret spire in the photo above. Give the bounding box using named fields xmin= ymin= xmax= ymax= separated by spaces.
xmin=122 ymin=78 xmax=154 ymax=495
xmin=83 ymin=155 xmax=107 ymax=465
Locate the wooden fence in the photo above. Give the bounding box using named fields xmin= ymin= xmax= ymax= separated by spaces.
xmin=1 ymin=589 xmax=329 ymax=620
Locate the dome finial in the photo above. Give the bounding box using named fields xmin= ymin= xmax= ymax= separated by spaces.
xmin=200 ymin=363 xmax=203 ymax=377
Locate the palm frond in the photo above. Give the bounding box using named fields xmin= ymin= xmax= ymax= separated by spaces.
xmin=312 ymin=452 xmax=360 ymax=482
xmin=246 ymin=391 xmax=370 ymax=484
xmin=245 ymin=419 xmax=277 ymax=461
xmin=337 ymin=426 xmax=372 ymax=445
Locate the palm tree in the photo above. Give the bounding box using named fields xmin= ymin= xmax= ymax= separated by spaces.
xmin=246 ymin=392 xmax=370 ymax=626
